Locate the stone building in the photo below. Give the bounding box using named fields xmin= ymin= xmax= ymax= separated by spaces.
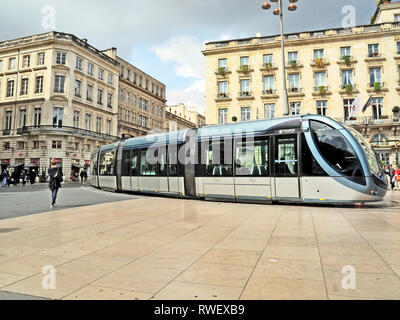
xmin=104 ymin=50 xmax=166 ymax=139
xmin=164 ymin=111 xmax=196 ymax=132
xmin=167 ymin=103 xmax=206 ymax=128
xmin=0 ymin=32 xmax=120 ymax=176
xmin=202 ymin=1 xmax=400 ymax=166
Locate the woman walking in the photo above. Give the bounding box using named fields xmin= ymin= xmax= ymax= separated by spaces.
xmin=48 ymin=160 xmax=63 ymax=208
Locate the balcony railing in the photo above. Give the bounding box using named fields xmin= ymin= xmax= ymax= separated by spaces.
xmin=239 ymin=91 xmax=253 ymax=97
xmin=336 ymin=116 xmax=400 ymax=126
xmin=15 ymin=125 xmax=120 ymax=141
xmin=367 ymin=52 xmax=382 ymax=58
xmin=313 ymin=86 xmax=329 ymax=93
xmin=216 ymin=93 xmax=230 ymax=99
xmin=2 ymin=129 xmax=10 ymax=136
xmin=237 ymin=65 xmax=253 ymax=72
xmin=263 ymin=89 xmax=276 ymax=95
xmin=288 ymin=87 xmax=302 ymax=93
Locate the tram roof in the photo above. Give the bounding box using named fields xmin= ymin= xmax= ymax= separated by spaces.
xmin=197 ymin=115 xmax=303 ymax=140
xmin=98 ymin=115 xmax=341 ymax=152
xmin=122 ymin=129 xmax=189 ymax=149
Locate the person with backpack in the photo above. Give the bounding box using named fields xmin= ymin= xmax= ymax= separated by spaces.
xmin=48 ymin=159 xmax=63 ymax=208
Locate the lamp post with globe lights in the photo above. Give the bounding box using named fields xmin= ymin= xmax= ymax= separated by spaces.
xmin=262 ymin=0 xmax=298 ymax=116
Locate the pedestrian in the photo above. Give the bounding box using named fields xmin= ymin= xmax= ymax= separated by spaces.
xmin=1 ymin=169 xmax=8 ymax=187
xmin=48 ymin=160 xmax=63 ymax=208
xmin=389 ymin=165 xmax=395 ymax=190
xmin=394 ymin=166 xmax=400 ymax=191
xmin=30 ymin=169 xmax=36 ymax=185
xmin=384 ymin=165 xmax=390 ymax=190
xmin=41 ymin=170 xmax=46 ymax=183
xmin=20 ymin=170 xmax=26 ymax=186
xmin=80 ymin=169 xmax=87 ymax=184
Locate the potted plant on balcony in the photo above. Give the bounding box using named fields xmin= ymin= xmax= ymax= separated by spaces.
xmin=240 ymin=65 xmax=249 ymax=72
xmin=231 ymin=116 xmax=238 ymax=122
xmin=349 ymin=117 xmax=357 ymax=120
xmin=380 ymin=115 xmax=389 ymax=119
xmin=318 ymin=86 xmax=326 ymax=94
xmin=345 ymin=84 xmax=353 ymax=92
xmin=289 ymin=60 xmax=297 ymax=68
xmin=265 ymin=89 xmax=273 ymax=94
xmin=343 ymin=55 xmax=351 ymax=66
xmin=264 ymin=62 xmax=273 ymax=70
xmin=219 ymin=92 xmax=227 ymax=98
xmin=290 ymin=87 xmax=298 ymax=92
xmin=242 ymin=90 xmax=250 ymax=96
xmin=218 ymin=67 xmax=226 ymax=76
xmin=315 ymin=58 xmax=324 ymax=68
xmin=374 ymin=82 xmax=382 ymax=91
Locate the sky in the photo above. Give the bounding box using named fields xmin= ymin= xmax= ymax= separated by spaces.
xmin=0 ymin=0 xmax=381 ymax=114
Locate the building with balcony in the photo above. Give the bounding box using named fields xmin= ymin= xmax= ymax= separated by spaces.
xmin=105 ymin=51 xmax=166 ymax=139
xmin=167 ymin=103 xmax=206 ymax=128
xmin=203 ymin=1 xmax=400 ymax=165
xmin=0 ymin=32 xmax=120 ymax=175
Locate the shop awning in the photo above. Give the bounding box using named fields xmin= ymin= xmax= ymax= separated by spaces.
xmin=9 ymin=163 xmax=24 ymax=168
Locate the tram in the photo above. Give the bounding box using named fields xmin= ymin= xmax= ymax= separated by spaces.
xmin=90 ymin=115 xmax=387 ymax=204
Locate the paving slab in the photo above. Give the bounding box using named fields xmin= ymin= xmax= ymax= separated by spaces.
xmin=0 ymin=190 xmax=399 ymax=300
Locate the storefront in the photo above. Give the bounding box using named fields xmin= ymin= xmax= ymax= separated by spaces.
xmin=1 ymin=159 xmax=10 ymax=172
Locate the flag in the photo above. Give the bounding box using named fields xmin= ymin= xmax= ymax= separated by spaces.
xmin=362 ymin=96 xmax=373 ymax=113
xmin=349 ymin=95 xmax=362 ymax=118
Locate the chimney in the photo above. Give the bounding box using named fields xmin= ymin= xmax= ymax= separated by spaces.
xmin=104 ymin=47 xmax=117 ymax=59
xmin=256 ymin=32 xmax=262 ymax=38
xmin=82 ymin=38 xmax=88 ymax=43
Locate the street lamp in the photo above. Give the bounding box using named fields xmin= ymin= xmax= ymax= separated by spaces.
xmin=262 ymin=0 xmax=298 ymax=116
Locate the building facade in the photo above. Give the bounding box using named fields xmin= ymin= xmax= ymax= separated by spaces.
xmin=106 ymin=51 xmax=166 ymax=139
xmin=164 ymin=111 xmax=196 ymax=132
xmin=167 ymin=103 xmax=206 ymax=128
xmin=0 ymin=32 xmax=120 ymax=176
xmin=203 ymin=1 xmax=400 ymax=166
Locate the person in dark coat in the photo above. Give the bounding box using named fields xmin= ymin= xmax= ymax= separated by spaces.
xmin=48 ymin=160 xmax=63 ymax=208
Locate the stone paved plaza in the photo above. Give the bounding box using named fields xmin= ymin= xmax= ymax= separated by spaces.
xmin=0 ymin=192 xmax=400 ymax=300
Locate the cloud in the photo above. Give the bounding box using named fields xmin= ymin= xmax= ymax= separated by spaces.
xmin=151 ymin=36 xmax=205 ymax=79
xmin=166 ymin=80 xmax=205 ymax=114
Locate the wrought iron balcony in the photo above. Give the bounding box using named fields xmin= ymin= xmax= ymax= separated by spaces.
xmin=2 ymin=129 xmax=10 ymax=136
xmin=17 ymin=125 xmax=120 ymax=142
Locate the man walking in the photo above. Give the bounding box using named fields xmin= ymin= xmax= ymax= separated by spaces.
xmin=48 ymin=159 xmax=63 ymax=208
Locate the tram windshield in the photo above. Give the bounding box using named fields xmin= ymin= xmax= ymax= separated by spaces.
xmin=310 ymin=120 xmax=364 ymax=185
xmin=341 ymin=124 xmax=382 ymax=177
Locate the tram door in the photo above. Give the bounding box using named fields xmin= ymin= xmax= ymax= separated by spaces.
xmin=272 ymin=134 xmax=300 ymax=199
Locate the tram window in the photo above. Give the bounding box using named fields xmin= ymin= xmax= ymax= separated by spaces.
xmin=204 ymin=140 xmax=233 ymax=177
xmin=121 ymin=150 xmax=131 ymax=176
xmin=158 ymin=147 xmax=167 ymax=177
xmin=99 ymin=150 xmax=116 ymax=176
xmin=167 ymin=144 xmax=184 ymax=177
xmin=139 ymin=149 xmax=156 ymax=176
xmin=91 ymin=161 xmax=97 ymax=175
xmin=310 ymin=120 xmax=364 ymax=184
xmin=301 ymin=134 xmax=328 ymax=176
xmin=168 ymin=145 xmax=178 ymax=177
xmin=235 ymin=138 xmax=269 ymax=177
xmin=131 ymin=151 xmax=138 ymax=176
xmin=275 ymin=136 xmax=297 ymax=177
